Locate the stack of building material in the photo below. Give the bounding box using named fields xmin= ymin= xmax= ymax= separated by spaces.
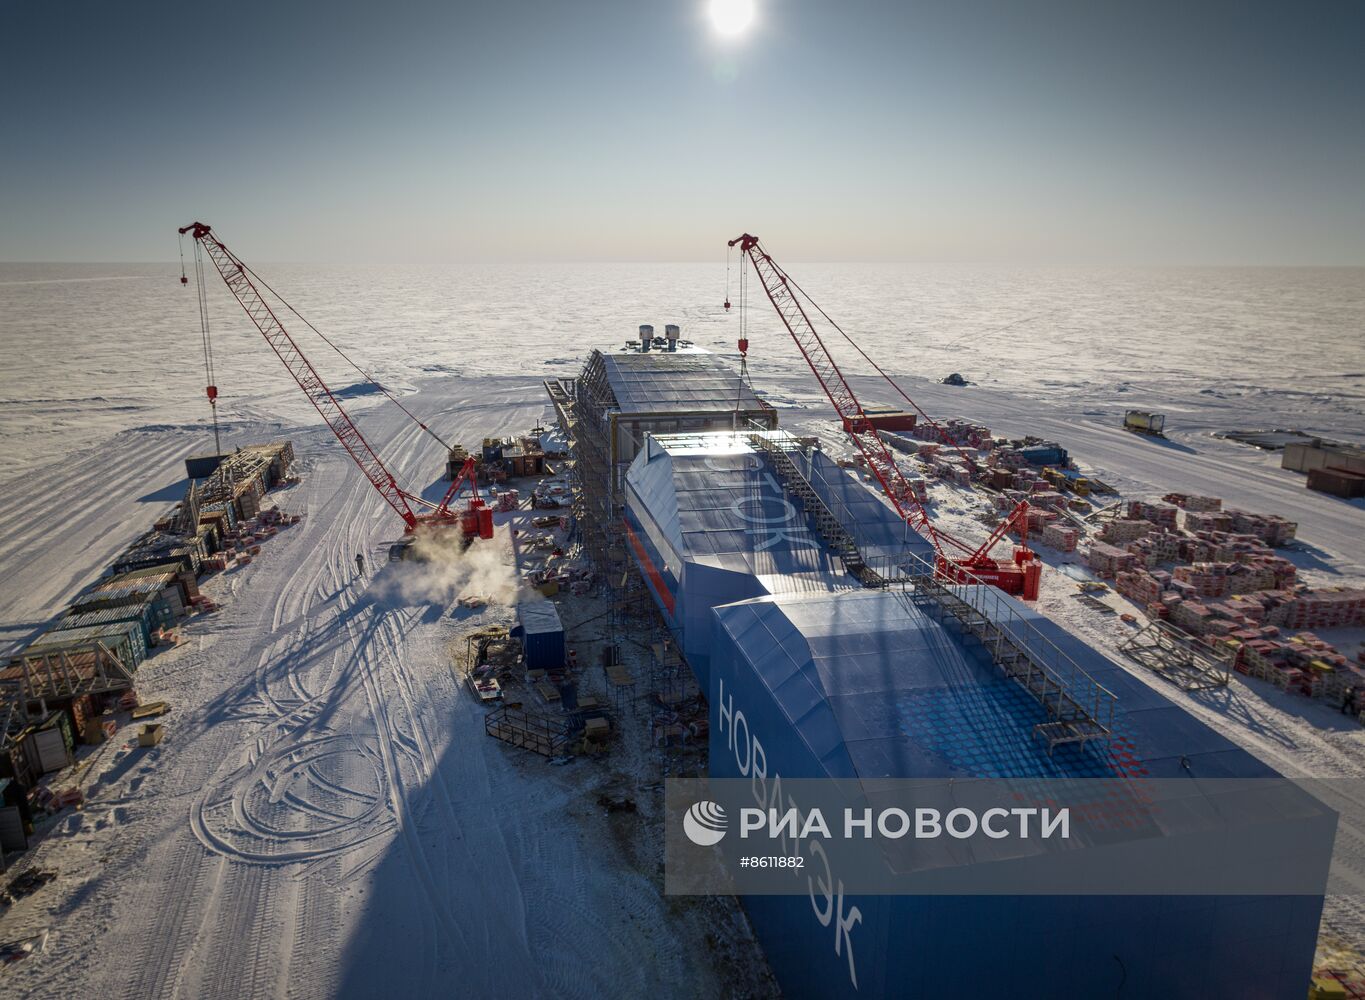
xmin=913 ymin=418 xmax=991 ymax=448
xmin=1127 ymin=500 xmax=1179 ymax=529
xmin=1100 ymin=518 xmax=1155 ymax=544
xmin=1265 ymin=589 xmax=1365 ymax=630
xmin=1223 ymin=562 xmax=1281 ymax=595
xmin=1086 ymin=541 xmax=1137 ymax=577
xmin=1116 ymin=570 xmax=1166 ymax=605
xmin=932 ymin=458 xmax=973 ymax=487
xmin=987 ymin=468 xmax=1014 ymax=489
xmin=1126 ymin=531 xmax=1182 ymax=567
xmin=1184 ymin=510 xmax=1233 ymax=533
xmin=1040 ymin=523 xmax=1078 ymax=552
xmin=881 ymin=432 xmax=919 ymax=455
xmin=989 ymin=449 xmax=1028 ymax=470
xmin=1027 ymin=491 xmax=1068 ymax=511
xmin=1164 ymin=493 xmax=1222 ymax=512
xmin=196 ymin=441 xmax=293 ymax=523
xmin=1172 ymin=563 xmax=1233 ymax=599
xmin=1170 ymin=600 xmax=1215 ymax=635
xmin=1022 ymin=507 xmax=1056 ymax=533
xmin=1226 ymin=509 xmax=1298 ymax=546
xmin=1186 ymin=530 xmax=1269 ymax=563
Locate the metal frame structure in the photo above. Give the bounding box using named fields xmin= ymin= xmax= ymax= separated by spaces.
xmin=1120 ymin=620 xmax=1234 ymax=691
xmin=1 ymin=640 xmax=136 ymax=751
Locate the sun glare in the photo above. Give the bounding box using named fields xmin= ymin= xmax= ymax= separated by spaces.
xmin=708 ymin=0 xmax=756 ymax=38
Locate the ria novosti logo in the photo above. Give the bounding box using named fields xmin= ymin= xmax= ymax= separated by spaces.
xmin=683 ymin=801 xmax=728 ymax=846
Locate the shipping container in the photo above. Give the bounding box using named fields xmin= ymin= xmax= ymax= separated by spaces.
xmin=83 ymin=574 xmax=183 ymax=620
xmin=1123 ymin=410 xmax=1166 ymax=435
xmin=1283 ymin=441 xmax=1365 ymax=476
xmin=185 ymin=453 xmax=227 ymax=479
xmin=861 ymin=407 xmax=917 ymax=432
xmin=200 ymin=499 xmax=238 ymax=531
xmin=56 ymin=601 xmax=158 ymax=649
xmin=1018 ymin=444 xmax=1069 ymax=466
xmin=514 ymin=600 xmax=564 ymax=671
xmin=1307 ymin=466 xmax=1365 ymax=499
xmin=27 ymin=711 xmax=74 ymax=774
xmin=25 ymin=619 xmax=146 ymax=670
xmin=111 ymin=564 xmax=196 ymax=607
xmin=0 ymin=729 xmax=40 ymax=791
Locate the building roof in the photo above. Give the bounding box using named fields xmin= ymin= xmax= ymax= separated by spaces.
xmin=602 ymin=350 xmax=766 ymax=414
xmin=516 ymin=599 xmax=563 ymax=636
xmin=626 ymin=432 xmax=933 ymax=582
xmin=711 ymin=588 xmax=1281 ymax=783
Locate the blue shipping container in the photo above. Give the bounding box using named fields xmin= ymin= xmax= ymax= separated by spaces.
xmin=515 ymin=600 xmax=564 ymax=671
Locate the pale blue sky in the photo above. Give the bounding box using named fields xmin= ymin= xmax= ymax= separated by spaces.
xmin=2 ymin=0 xmax=1362 ymax=263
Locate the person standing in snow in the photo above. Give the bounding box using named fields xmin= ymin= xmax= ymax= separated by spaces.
xmin=355 ymin=552 xmax=365 ymax=577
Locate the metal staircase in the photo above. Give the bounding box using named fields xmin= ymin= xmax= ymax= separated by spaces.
xmin=907 ymin=574 xmax=1114 ymax=752
xmin=755 ymin=439 xmax=879 ymax=585
xmin=750 ymin=432 xmax=1115 ymax=754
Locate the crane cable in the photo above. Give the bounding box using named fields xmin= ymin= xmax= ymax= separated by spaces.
xmin=732 ymin=250 xmax=752 ymax=424
xmin=211 ymin=230 xmax=451 ymax=452
xmin=775 ymin=258 xmax=983 ymax=474
xmin=181 ymin=232 xmax=223 ymax=454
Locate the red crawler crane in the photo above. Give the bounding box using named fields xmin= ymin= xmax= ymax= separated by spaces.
xmin=178 ymin=221 xmax=492 ymax=545
xmin=727 ymin=233 xmax=1039 ymax=599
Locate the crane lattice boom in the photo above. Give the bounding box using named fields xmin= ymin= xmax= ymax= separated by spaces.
xmin=729 ymin=234 xmax=966 ymax=555
xmin=728 ymin=232 xmax=1038 ymax=597
xmin=180 ymin=221 xmax=424 ymax=530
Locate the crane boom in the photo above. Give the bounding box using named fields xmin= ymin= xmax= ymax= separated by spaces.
xmin=729 ymin=232 xmax=1041 ymax=598
xmin=728 ymin=233 xmax=964 ymax=556
xmin=179 ymin=222 xmax=421 ymax=530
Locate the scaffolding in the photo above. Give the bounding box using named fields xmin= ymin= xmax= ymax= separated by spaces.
xmin=544 ymin=347 xmax=777 ymax=590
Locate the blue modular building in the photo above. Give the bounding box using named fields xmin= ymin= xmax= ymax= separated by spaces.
xmin=514 ymin=599 xmax=566 ymax=672
xmin=623 ymin=431 xmax=1330 ymax=1000
xmin=622 ymin=432 xmax=931 ymax=690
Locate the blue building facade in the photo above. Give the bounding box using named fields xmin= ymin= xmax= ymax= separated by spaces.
xmin=623 ymin=433 xmax=1329 ymax=1000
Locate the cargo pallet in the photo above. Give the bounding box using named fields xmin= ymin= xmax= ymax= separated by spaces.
xmin=754 ymin=431 xmax=1116 ymax=754
xmin=484 ymin=705 xmax=571 ymax=757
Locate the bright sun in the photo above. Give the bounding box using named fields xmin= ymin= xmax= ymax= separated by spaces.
xmin=708 ymin=0 xmax=756 ymax=38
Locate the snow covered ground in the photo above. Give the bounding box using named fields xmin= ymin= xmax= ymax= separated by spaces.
xmin=1 ymin=262 xmax=1363 ymax=994
xmin=0 ymin=380 xmax=774 ymax=998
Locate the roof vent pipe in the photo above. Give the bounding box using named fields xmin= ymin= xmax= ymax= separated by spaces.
xmin=638 ymin=324 xmax=653 ymax=351
xmin=665 ymin=324 xmax=680 ymax=351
